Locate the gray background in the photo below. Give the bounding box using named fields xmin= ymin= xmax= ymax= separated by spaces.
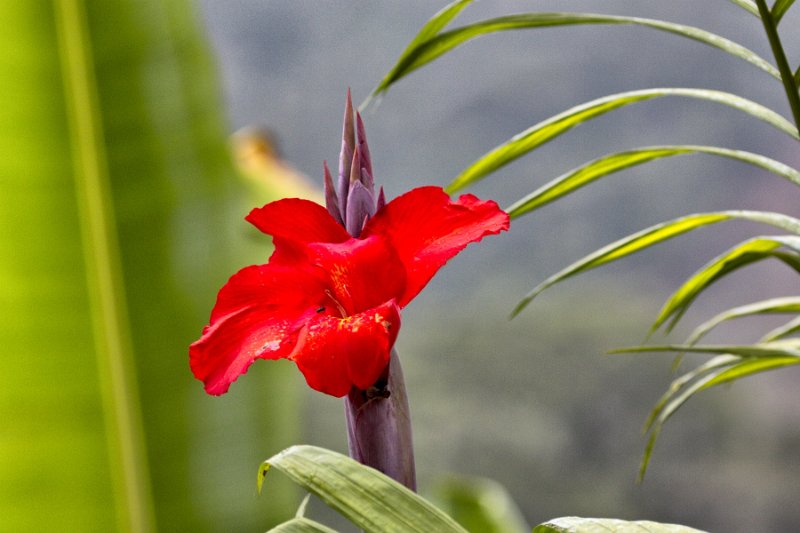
xmin=198 ymin=2 xmax=800 ymax=531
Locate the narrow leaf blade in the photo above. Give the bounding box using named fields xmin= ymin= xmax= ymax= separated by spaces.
xmin=507 ymin=145 xmax=800 ymax=218
xmin=449 ymin=89 xmax=797 ymax=192
xmin=513 ymin=211 xmax=800 ymax=317
xmin=686 ymin=296 xmax=800 ymax=346
xmin=370 ymin=12 xmax=778 ymax=101
xmin=654 ymin=236 xmax=800 ymax=332
xmin=365 ymin=0 xmax=472 ymax=106
xmin=727 ymin=0 xmax=760 ymax=15
xmin=772 ymin=0 xmax=796 ymax=23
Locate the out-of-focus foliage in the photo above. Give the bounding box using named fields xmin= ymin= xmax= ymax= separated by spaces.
xmin=0 ymin=1 xmax=298 ymax=531
xmin=434 ymin=475 xmax=529 ymax=533
xmin=261 ymin=446 xmax=706 ymax=533
xmin=371 ymin=0 xmax=800 ymax=480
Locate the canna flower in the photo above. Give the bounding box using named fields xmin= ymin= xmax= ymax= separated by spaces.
xmin=190 ymin=93 xmax=509 ymax=398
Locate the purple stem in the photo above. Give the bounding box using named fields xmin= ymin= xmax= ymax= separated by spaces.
xmin=344 ymin=349 xmax=416 ymax=491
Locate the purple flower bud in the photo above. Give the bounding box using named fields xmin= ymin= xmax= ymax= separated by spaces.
xmin=323 ymin=161 xmax=343 ymax=225
xmin=337 ymin=90 xmax=356 ymax=218
xmin=345 ymin=179 xmax=375 ymax=237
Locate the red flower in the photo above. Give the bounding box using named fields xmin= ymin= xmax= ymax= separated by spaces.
xmin=190 ymin=186 xmax=509 ymax=397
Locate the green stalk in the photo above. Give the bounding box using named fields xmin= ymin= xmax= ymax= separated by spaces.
xmin=56 ymin=1 xmax=155 ymax=531
xmin=756 ymin=0 xmax=800 ymax=132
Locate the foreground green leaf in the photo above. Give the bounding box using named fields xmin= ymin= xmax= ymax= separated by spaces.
xmin=259 ymin=446 xmax=468 ymax=533
xmin=533 ymin=516 xmax=707 ymax=532
xmin=448 ymin=89 xmax=797 ymax=192
xmin=653 ymin=236 xmax=800 ymax=332
xmin=512 ymin=212 xmax=800 ymax=317
xmin=369 ymin=12 xmax=778 ymax=101
xmin=507 ymin=145 xmax=800 ymax=218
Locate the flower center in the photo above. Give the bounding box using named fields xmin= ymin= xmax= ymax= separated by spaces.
xmin=324 ymin=288 xmax=348 ymax=317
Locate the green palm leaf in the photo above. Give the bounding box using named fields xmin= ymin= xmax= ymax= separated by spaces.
xmin=613 ymin=342 xmax=800 ymax=478
xmin=507 ymin=145 xmax=800 ymax=218
xmin=362 ymin=0 xmax=472 ymax=109
xmin=368 ymin=12 xmax=778 ymax=101
xmin=772 ymin=0 xmax=796 ymax=23
xmin=728 ymin=0 xmax=760 ymax=15
xmin=448 ymin=89 xmax=797 ymax=193
xmin=761 ymin=315 xmax=800 ymax=341
xmin=653 ymin=236 xmax=800 ymax=333
xmin=512 ymin=212 xmax=800 ymax=317
xmin=686 ymin=296 xmax=800 ymax=346
xmin=259 ymin=446 xmax=468 ymax=533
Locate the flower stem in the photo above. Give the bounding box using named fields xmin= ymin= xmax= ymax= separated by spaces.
xmin=756 ymin=0 xmax=800 ymax=133
xmin=344 ymin=350 xmax=417 ymax=491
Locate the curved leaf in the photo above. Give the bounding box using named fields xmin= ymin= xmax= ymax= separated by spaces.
xmin=772 ymin=0 xmax=796 ymax=23
xmin=259 ymin=445 xmax=468 ymax=533
xmin=533 ymin=516 xmax=706 ymax=533
xmin=761 ymin=315 xmax=800 ymax=341
xmin=512 ymin=212 xmax=800 ymax=317
xmin=363 ymin=0 xmax=472 ymax=108
xmin=448 ymin=89 xmax=797 ymax=192
xmin=728 ymin=0 xmax=760 ymax=15
xmin=370 ymin=12 xmax=778 ymax=101
xmin=653 ymin=236 xmax=800 ymax=333
xmin=507 ymin=145 xmax=800 ymax=218
xmin=616 ymin=340 xmax=800 ymax=477
xmin=686 ymin=296 xmax=800 ymax=346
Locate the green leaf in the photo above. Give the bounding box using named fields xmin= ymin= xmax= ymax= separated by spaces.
xmin=653 ymin=236 xmax=800 ymax=333
xmin=435 ymin=476 xmax=529 ymax=533
xmin=533 ymin=516 xmax=707 ymax=533
xmin=448 ymin=89 xmax=797 ymax=192
xmin=772 ymin=0 xmax=796 ymax=23
xmin=507 ymin=145 xmax=800 ymax=218
xmin=761 ymin=315 xmax=800 ymax=341
xmin=512 ymin=212 xmax=800 ymax=317
xmin=614 ymin=341 xmax=800 ymax=478
xmin=1 ymin=2 xmax=299 ymax=531
xmin=267 ymin=517 xmax=339 ymax=533
xmin=614 ymin=339 xmax=800 ymax=358
xmin=259 ymin=446 xmax=468 ymax=533
xmin=727 ymin=0 xmax=760 ymax=15
xmin=369 ymin=12 xmax=778 ymax=101
xmin=363 ymin=0 xmax=472 ymax=107
xmin=686 ymin=296 xmax=800 ymax=346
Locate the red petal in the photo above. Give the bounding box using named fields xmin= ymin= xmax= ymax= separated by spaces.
xmin=307 ymin=235 xmax=406 ymax=315
xmin=362 ymin=186 xmax=509 ymax=306
xmin=190 ymin=264 xmax=326 ymax=395
xmin=246 ymin=198 xmax=350 ymax=243
xmin=290 ymin=300 xmax=401 ymax=397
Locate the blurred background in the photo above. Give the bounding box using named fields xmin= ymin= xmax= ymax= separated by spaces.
xmin=3 ymin=1 xmax=799 ymax=531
